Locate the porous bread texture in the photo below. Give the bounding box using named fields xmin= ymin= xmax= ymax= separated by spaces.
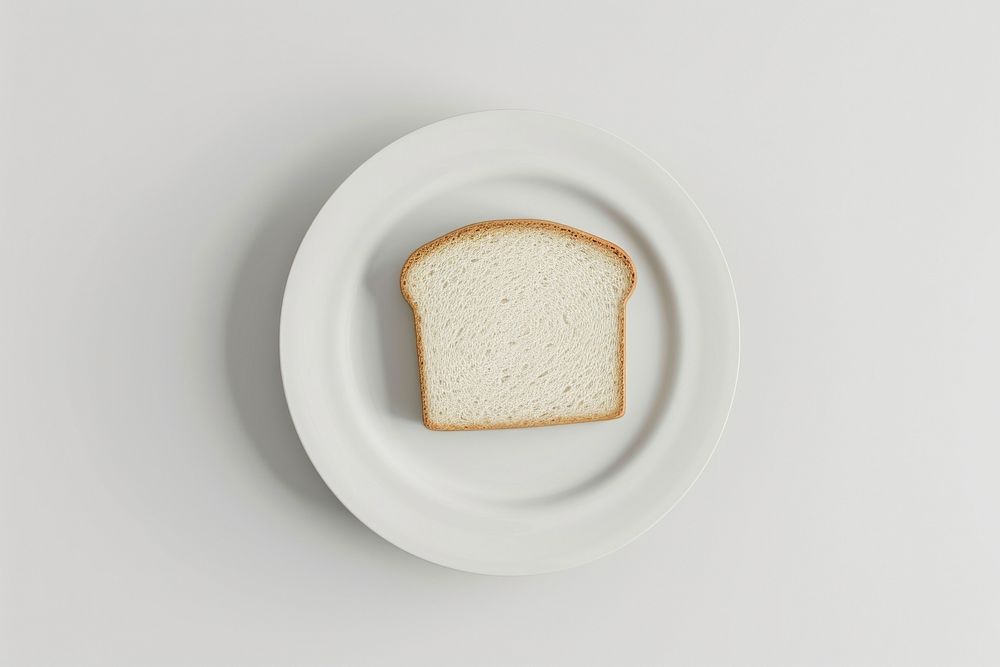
xmin=400 ymin=219 xmax=636 ymax=431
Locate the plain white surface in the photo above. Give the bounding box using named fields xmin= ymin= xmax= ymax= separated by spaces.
xmin=2 ymin=0 xmax=998 ymax=664
xmin=279 ymin=111 xmax=739 ymax=574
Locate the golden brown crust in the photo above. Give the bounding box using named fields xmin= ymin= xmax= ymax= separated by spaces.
xmin=400 ymin=219 xmax=637 ymax=431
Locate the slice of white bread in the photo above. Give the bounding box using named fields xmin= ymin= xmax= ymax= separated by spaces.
xmin=400 ymin=219 xmax=636 ymax=431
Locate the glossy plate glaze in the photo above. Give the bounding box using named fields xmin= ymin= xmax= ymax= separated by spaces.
xmin=280 ymin=111 xmax=739 ymax=575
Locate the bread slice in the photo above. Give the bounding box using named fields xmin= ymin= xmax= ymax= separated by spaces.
xmin=400 ymin=219 xmax=636 ymax=431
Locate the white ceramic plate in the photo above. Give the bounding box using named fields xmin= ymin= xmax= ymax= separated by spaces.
xmin=280 ymin=111 xmax=739 ymax=575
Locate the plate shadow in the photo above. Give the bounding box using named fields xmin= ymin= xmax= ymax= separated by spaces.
xmin=224 ymin=116 xmax=435 ymax=515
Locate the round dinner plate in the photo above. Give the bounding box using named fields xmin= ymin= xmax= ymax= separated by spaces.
xmin=280 ymin=110 xmax=739 ymax=575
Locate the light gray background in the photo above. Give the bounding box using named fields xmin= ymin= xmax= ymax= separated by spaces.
xmin=2 ymin=1 xmax=998 ymax=665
